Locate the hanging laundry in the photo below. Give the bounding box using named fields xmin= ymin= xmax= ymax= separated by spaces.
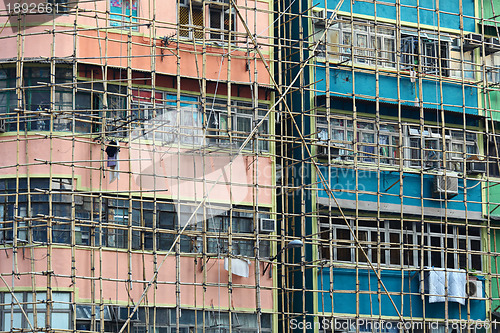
xmin=410 ymin=69 xmax=417 ymax=83
xmin=105 ymin=140 xmax=119 ymax=159
xmin=105 ymin=141 xmax=120 ymax=183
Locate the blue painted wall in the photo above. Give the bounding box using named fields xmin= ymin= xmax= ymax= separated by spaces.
xmin=315 ymin=68 xmax=479 ymax=115
xmin=279 ymin=0 xmax=317 ymax=328
xmin=318 ymin=268 xmax=486 ymax=319
xmin=324 ymin=0 xmax=476 ymax=32
xmin=317 ymin=167 xmax=482 ymax=214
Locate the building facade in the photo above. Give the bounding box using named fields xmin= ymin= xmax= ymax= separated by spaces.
xmin=278 ymin=0 xmax=498 ymax=331
xmin=0 ymin=0 xmax=277 ymax=331
xmin=1 ymin=0 xmax=500 ymax=332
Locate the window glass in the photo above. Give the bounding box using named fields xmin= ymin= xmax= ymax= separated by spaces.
xmin=316 ymin=18 xmax=396 ymax=67
xmin=52 ymin=292 xmax=70 ymax=309
xmin=320 ymin=219 xmax=482 ymax=270
xmin=110 ymin=0 xmax=138 ymax=30
xmin=206 ymin=98 xmax=270 ymax=151
xmin=52 ymin=312 xmax=70 ymax=329
xmin=4 ymin=293 xmax=24 ymax=310
xmin=3 ymin=313 xmax=22 ymax=330
xmin=336 ymin=229 xmax=351 ymax=261
xmin=26 ymin=292 xmax=47 ymax=310
xmin=318 ymin=117 xmax=403 ymax=163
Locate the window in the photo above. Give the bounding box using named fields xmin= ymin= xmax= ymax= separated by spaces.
xmin=319 ymin=218 xmax=482 ymax=271
xmin=105 ymin=87 xmax=128 ymax=137
xmin=165 ymin=94 xmax=203 ymax=145
xmin=178 ymin=0 xmax=235 ymax=41
xmin=486 ymin=52 xmax=500 ymax=84
xmin=128 ymin=92 xmax=204 ymax=145
xmin=106 ymin=206 xmax=129 ymax=248
xmin=131 ymin=90 xmax=174 ymax=143
xmin=317 ymin=117 xmax=354 ymax=159
xmin=133 ymin=309 xmax=272 ymax=333
xmin=233 ymin=103 xmax=254 ymax=148
xmin=1 ymin=302 xmax=272 ymax=332
xmin=448 ymin=130 xmax=478 ymax=171
xmin=0 ymin=292 xmax=71 ymax=330
xmin=488 ymin=137 xmax=500 ymax=177
xmin=209 ymin=1 xmax=234 ymax=41
xmin=110 ymin=0 xmax=138 ymax=30
xmin=316 ymin=116 xmax=478 ymax=171
xmin=206 ymin=207 xmax=270 ymax=257
xmin=313 ymin=16 xmax=396 ymax=68
xmin=178 ymin=0 xmax=203 ymax=39
xmin=316 ymin=116 xmax=399 ymax=164
xmin=407 ymin=126 xmax=441 ymax=168
xmin=313 ymin=23 xmax=327 ymax=57
xmin=0 ymin=68 xmax=16 ymax=120
xmin=75 ymin=305 xmax=113 ymax=332
xmin=0 ymin=67 xmax=75 ymax=132
xmin=103 ymin=91 xmax=270 ymax=149
xmin=206 ymin=99 xmax=270 ymax=151
xmin=0 ymin=178 xmax=271 ymax=256
xmin=0 ymin=178 xmax=72 ymax=244
xmin=449 ymin=44 xmax=475 ymax=79
xmin=487 ymin=65 xmax=500 ymax=84
xmin=406 ymin=125 xmax=478 ymax=171
xmin=47 ymin=0 xmax=70 ymax=13
xmin=401 ymin=31 xmax=451 ymax=76
xmin=207 ymin=99 xmax=230 ymax=146
xmin=205 ymin=311 xmax=272 ymax=332
xmin=0 ymin=66 xmax=97 ymax=133
xmin=132 ymin=102 xmax=174 ymax=143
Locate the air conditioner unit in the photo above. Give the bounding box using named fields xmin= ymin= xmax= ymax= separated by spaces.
xmin=433 ymin=174 xmax=459 ymax=199
xmin=0 ymin=119 xmax=5 ymax=133
xmin=486 ymin=37 xmax=500 ymax=54
xmin=317 ymin=145 xmax=344 ymax=158
xmin=317 ymin=145 xmax=329 ymax=157
xmin=466 ymin=280 xmax=483 ymax=298
xmin=312 ymin=8 xmax=326 ymax=26
xmin=260 ymin=218 xmax=275 ymax=233
xmin=466 ymin=161 xmax=486 ymax=174
xmin=463 ymin=33 xmax=482 ymax=50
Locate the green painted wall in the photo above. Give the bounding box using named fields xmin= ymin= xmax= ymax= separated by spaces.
xmin=491 ymin=229 xmax=500 ymax=311
xmin=480 ymin=0 xmax=500 ymax=26
xmin=487 ymin=181 xmax=500 ymax=217
xmin=486 ymin=92 xmax=500 ymax=121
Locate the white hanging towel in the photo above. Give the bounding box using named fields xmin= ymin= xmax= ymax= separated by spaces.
xmin=109 ymin=152 xmax=120 ymax=183
xmin=224 ymin=257 xmax=250 ymax=278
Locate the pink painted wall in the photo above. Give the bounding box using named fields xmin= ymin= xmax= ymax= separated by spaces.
xmin=0 ymin=247 xmax=274 ymax=310
xmin=0 ymin=0 xmax=272 ymax=84
xmin=0 ymin=135 xmax=273 ymax=205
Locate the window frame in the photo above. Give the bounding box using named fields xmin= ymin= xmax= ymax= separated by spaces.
xmin=405 ymin=125 xmax=478 ymax=171
xmin=316 ymin=116 xmax=400 ymax=165
xmin=315 ymin=115 xmax=479 ymax=171
xmin=48 ymin=0 xmax=70 ymax=13
xmin=0 ymin=292 xmax=71 ymax=330
xmin=319 ymin=218 xmax=483 ymax=271
xmin=313 ymin=16 xmax=396 ymax=68
xmin=206 ymin=98 xmax=270 ymax=152
xmin=0 ymin=177 xmax=272 ymax=258
xmin=208 ymin=1 xmax=235 ymax=42
xmin=110 ymin=0 xmax=139 ymax=31
xmin=178 ymin=0 xmax=204 ymax=39
xmin=400 ymin=32 xmax=451 ymax=76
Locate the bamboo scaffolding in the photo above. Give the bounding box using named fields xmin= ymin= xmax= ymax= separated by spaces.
xmin=1 ymin=0 xmax=500 ymax=332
